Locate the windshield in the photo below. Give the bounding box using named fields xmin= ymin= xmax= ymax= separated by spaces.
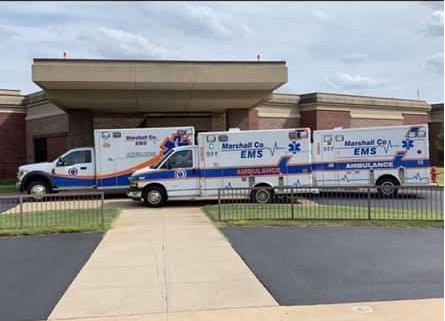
xmin=150 ymin=150 xmax=174 ymax=169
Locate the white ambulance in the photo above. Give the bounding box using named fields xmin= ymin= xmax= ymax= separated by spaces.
xmin=128 ymin=128 xmax=312 ymax=207
xmin=312 ymin=124 xmax=430 ymax=196
xmin=16 ymin=127 xmax=195 ymax=198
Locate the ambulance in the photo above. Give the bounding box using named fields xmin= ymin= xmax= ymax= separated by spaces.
xmin=312 ymin=124 xmax=430 ymax=196
xmin=16 ymin=127 xmax=195 ymax=198
xmin=128 ymin=128 xmax=312 ymax=207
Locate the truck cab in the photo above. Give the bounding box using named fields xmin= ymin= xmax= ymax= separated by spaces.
xmin=17 ymin=147 xmax=95 ymax=198
xmin=128 ymin=146 xmax=199 ymax=207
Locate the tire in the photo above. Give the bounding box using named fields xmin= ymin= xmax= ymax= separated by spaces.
xmin=143 ymin=186 xmax=166 ymax=207
xmin=251 ymin=186 xmax=273 ymax=204
xmin=27 ymin=181 xmax=49 ymax=200
xmin=377 ymin=177 xmax=399 ymax=198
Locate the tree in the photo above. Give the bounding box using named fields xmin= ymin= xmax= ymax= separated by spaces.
xmin=436 ymin=131 xmax=444 ymax=153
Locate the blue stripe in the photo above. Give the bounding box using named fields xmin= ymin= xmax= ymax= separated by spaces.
xmin=52 ymin=176 xmax=95 ymax=187
xmin=312 ymin=154 xmax=430 ymax=171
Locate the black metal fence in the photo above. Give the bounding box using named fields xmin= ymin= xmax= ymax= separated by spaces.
xmin=0 ymin=192 xmax=105 ymax=230
xmin=215 ymin=185 xmax=444 ymax=221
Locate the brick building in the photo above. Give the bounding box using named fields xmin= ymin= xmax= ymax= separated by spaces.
xmin=0 ymin=58 xmax=442 ymax=179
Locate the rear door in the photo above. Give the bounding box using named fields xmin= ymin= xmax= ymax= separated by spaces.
xmin=315 ymin=132 xmax=338 ymax=185
xmin=198 ymin=133 xmax=223 ymax=196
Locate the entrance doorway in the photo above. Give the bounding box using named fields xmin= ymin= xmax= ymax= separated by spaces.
xmin=33 ymin=137 xmax=47 ymax=163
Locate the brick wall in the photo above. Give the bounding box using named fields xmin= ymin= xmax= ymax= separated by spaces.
xmin=257 ymin=117 xmax=300 ymax=129
xmin=226 ymin=108 xmax=258 ymax=130
xmin=26 ymin=114 xmax=69 ymax=163
xmin=68 ymin=110 xmax=93 ymax=148
xmin=47 ymin=133 xmax=69 ymax=161
xmin=0 ymin=112 xmax=26 ymax=179
xmin=94 ymin=113 xmax=145 ymax=129
xmin=299 ymin=110 xmax=317 ymax=130
xmin=300 ymin=110 xmax=350 ymax=130
xmin=429 ymin=122 xmax=444 ymax=166
xmin=211 ymin=113 xmax=226 ymax=131
xmin=403 ymin=113 xmax=429 ymax=125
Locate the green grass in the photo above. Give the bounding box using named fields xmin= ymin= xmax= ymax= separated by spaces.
xmin=203 ymin=204 xmax=443 ymax=228
xmin=0 ymin=208 xmax=120 ymax=236
xmin=0 ymin=180 xmax=16 ymax=194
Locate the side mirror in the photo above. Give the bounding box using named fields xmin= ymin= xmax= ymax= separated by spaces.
xmin=56 ymin=158 xmax=65 ymax=167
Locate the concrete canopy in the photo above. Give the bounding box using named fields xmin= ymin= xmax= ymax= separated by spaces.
xmin=32 ymin=59 xmax=288 ymax=113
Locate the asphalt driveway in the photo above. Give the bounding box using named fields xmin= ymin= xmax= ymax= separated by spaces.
xmin=223 ymin=227 xmax=444 ymax=305
xmin=0 ymin=232 xmax=103 ymax=321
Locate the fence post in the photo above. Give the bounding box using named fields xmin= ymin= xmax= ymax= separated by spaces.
xmin=100 ymin=192 xmax=104 ymax=229
xmin=19 ymin=195 xmax=24 ymax=228
xmin=367 ymin=186 xmax=371 ymax=220
xmin=291 ymin=187 xmax=295 ymax=220
xmin=217 ymin=189 xmax=221 ymax=221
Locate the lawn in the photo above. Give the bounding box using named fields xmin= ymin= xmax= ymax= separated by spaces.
xmin=0 ymin=180 xmax=17 ymax=194
xmin=203 ymin=204 xmax=443 ymax=228
xmin=0 ymin=208 xmax=120 ymax=236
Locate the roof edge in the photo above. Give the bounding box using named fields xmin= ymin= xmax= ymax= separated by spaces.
xmin=33 ymin=58 xmax=286 ymax=65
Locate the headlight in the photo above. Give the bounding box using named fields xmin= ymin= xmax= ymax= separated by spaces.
xmin=129 ymin=176 xmax=138 ymax=188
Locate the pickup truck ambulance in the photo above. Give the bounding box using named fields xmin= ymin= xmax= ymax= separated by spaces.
xmin=312 ymin=124 xmax=430 ymax=196
xmin=17 ymin=126 xmax=194 ymax=198
xmin=128 ymin=128 xmax=312 ymax=207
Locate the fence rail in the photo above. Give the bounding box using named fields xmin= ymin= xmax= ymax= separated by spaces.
xmin=215 ymin=185 xmax=444 ymax=221
xmin=0 ymin=192 xmax=105 ymax=230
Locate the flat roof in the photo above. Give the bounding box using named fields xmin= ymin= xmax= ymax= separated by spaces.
xmin=32 ymin=58 xmax=288 ymax=112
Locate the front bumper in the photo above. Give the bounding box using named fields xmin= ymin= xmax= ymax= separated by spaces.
xmin=127 ymin=188 xmax=142 ymax=199
xmin=16 ymin=181 xmax=23 ymax=192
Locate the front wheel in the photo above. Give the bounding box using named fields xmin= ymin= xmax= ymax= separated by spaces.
xmin=27 ymin=181 xmax=49 ymax=200
xmin=143 ymin=186 xmax=167 ymax=207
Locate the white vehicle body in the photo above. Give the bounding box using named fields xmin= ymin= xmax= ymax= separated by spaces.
xmin=128 ymin=128 xmax=312 ymax=206
xmin=312 ymin=124 xmax=430 ymax=189
xmin=17 ymin=127 xmax=195 ymax=195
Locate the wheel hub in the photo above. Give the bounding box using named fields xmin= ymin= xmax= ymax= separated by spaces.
xmin=148 ymin=191 xmax=162 ymax=204
xmin=31 ymin=185 xmax=46 ymax=200
xmin=256 ymin=189 xmax=271 ymax=203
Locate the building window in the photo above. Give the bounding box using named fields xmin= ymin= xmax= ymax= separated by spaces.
xmin=34 ymin=137 xmax=47 ymax=163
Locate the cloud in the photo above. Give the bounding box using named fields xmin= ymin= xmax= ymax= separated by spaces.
xmin=423 ymin=10 xmax=444 ymax=36
xmin=142 ymin=2 xmax=233 ymax=39
xmin=426 ymin=53 xmax=444 ymax=75
xmin=80 ymin=27 xmax=169 ymax=59
xmin=420 ymin=1 xmax=444 ymax=11
xmin=342 ymin=53 xmax=368 ymax=63
xmin=240 ymin=24 xmax=255 ymax=38
xmin=326 ymin=73 xmax=389 ymax=90
xmin=0 ymin=24 xmax=60 ymax=42
xmin=312 ymin=10 xmax=335 ymax=21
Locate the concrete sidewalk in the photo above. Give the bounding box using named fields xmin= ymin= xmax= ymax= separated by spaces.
xmin=48 ymin=204 xmax=277 ymax=320
xmin=49 ymin=298 xmax=444 ymax=321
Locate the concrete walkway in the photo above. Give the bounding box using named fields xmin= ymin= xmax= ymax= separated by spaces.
xmin=49 ymin=298 xmax=443 ymax=321
xmin=48 ymin=203 xmax=277 ymax=320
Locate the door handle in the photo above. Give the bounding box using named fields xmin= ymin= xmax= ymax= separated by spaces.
xmin=80 ymin=167 xmax=87 ymax=170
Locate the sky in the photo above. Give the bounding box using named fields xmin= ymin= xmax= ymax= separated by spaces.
xmin=0 ymin=1 xmax=444 ymax=103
